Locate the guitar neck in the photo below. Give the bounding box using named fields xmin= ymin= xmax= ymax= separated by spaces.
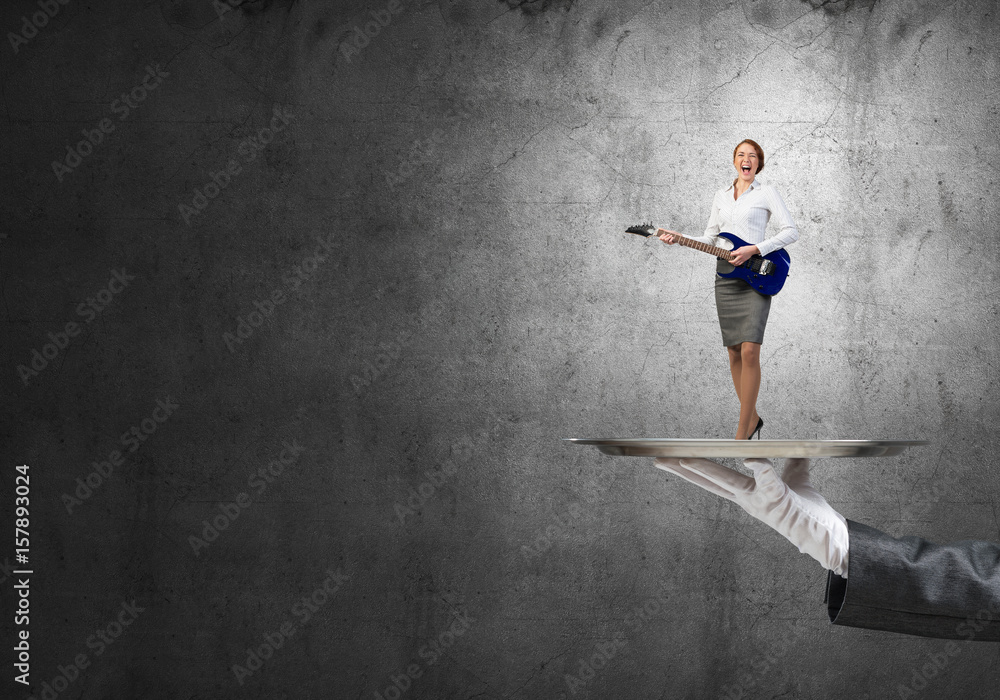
xmin=675 ymin=235 xmax=733 ymax=261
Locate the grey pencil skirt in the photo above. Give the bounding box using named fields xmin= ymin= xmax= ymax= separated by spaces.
xmin=714 ymin=259 xmax=770 ymax=346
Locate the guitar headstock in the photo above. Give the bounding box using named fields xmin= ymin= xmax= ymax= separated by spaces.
xmin=625 ymin=223 xmax=657 ymax=237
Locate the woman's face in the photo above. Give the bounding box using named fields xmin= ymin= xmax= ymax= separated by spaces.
xmin=733 ymin=142 xmax=759 ymax=185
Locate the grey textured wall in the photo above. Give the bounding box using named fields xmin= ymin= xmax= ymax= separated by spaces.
xmin=4 ymin=0 xmax=1000 ymax=697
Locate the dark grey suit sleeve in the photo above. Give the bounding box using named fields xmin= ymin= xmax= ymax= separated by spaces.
xmin=824 ymin=520 xmax=1000 ymax=641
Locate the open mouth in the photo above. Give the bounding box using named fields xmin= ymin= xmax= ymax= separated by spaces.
xmin=741 ymin=165 xmax=751 ymax=173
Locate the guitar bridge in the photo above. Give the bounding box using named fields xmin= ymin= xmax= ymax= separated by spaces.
xmin=748 ymin=258 xmax=775 ymax=276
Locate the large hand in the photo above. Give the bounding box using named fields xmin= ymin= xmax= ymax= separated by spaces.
xmin=655 ymin=458 xmax=849 ymax=577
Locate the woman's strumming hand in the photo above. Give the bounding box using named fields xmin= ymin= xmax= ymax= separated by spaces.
xmin=729 ymin=244 xmax=759 ymax=266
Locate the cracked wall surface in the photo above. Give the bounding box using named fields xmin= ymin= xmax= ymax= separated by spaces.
xmin=4 ymin=0 xmax=1000 ymax=697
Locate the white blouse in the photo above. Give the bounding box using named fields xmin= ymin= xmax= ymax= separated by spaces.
xmin=686 ymin=178 xmax=800 ymax=257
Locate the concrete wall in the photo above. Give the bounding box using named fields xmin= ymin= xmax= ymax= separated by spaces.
xmin=4 ymin=0 xmax=999 ymax=697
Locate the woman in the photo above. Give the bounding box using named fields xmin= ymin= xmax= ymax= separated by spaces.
xmin=657 ymin=139 xmax=799 ymax=440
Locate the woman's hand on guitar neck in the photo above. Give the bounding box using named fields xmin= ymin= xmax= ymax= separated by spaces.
xmin=656 ymin=228 xmax=681 ymax=245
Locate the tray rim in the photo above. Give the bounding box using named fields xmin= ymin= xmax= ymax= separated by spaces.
xmin=564 ymin=438 xmax=930 ymax=458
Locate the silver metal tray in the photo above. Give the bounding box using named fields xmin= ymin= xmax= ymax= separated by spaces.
xmin=565 ymin=438 xmax=929 ymax=458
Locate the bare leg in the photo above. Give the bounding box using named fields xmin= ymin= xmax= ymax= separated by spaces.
xmin=735 ymin=342 xmax=761 ymax=439
xmin=726 ymin=344 xmax=743 ymax=405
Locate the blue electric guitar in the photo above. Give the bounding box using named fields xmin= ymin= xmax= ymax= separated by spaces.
xmin=625 ymin=224 xmax=791 ymax=296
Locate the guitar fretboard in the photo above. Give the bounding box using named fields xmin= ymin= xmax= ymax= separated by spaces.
xmin=674 ymin=235 xmax=734 ymax=261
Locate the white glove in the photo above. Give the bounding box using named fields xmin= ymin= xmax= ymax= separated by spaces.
xmin=655 ymin=457 xmax=849 ymax=577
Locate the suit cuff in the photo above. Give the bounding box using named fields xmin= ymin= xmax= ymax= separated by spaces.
xmin=825 ymin=520 xmax=1000 ymax=641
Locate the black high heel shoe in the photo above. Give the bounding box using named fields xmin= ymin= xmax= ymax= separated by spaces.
xmin=751 ymin=417 xmax=764 ymax=440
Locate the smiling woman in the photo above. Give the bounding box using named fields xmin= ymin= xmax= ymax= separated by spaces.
xmin=657 ymin=139 xmax=800 ymax=440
